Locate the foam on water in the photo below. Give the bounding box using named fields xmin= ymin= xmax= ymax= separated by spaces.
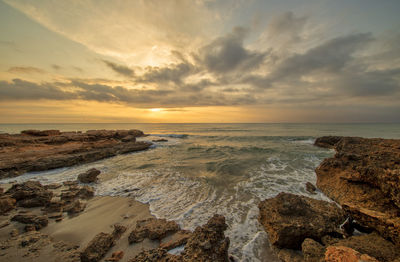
xmin=0 ymin=130 xmax=337 ymax=261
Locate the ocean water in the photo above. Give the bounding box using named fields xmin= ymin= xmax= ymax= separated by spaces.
xmin=1 ymin=123 xmax=400 ymax=261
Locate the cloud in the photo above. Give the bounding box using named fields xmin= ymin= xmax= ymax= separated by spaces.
xmin=267 ymin=11 xmax=308 ymax=43
xmin=138 ymin=62 xmax=195 ymax=84
xmin=8 ymin=66 xmax=46 ymax=74
xmin=102 ymin=60 xmax=134 ymax=77
xmin=0 ymin=79 xmax=75 ymax=100
xmin=197 ymin=27 xmax=266 ymax=74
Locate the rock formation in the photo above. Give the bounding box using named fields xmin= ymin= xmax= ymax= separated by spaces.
xmin=78 ymin=168 xmax=101 ymax=183
xmin=129 ymin=214 xmax=230 ymax=262
xmin=315 ymin=136 xmax=400 ymax=246
xmin=0 ymin=129 xmax=151 ymax=178
xmin=258 ymin=192 xmax=346 ymax=249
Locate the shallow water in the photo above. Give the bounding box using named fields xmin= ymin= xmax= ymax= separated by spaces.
xmin=1 ymin=123 xmax=400 ymax=261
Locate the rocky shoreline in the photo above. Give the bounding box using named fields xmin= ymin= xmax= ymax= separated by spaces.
xmin=1 ymin=132 xmax=399 ymax=261
xmin=258 ymin=136 xmax=400 ymax=261
xmin=0 ymin=129 xmax=152 ymax=179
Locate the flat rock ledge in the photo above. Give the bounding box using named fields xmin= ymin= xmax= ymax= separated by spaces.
xmin=0 ymin=129 xmax=151 ymax=178
xmin=258 ymin=136 xmax=400 ymax=262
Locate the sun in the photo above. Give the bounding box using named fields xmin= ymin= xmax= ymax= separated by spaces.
xmin=149 ymin=108 xmax=163 ymax=112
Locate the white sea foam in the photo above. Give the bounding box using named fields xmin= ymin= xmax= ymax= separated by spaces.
xmin=0 ymin=131 xmax=335 ymax=262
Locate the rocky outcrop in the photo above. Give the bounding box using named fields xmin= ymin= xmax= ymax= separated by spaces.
xmin=258 ymin=192 xmax=346 ymax=249
xmin=0 ymin=129 xmax=150 ymax=178
xmin=6 ymin=181 xmax=53 ymax=207
xmin=315 ymin=136 xmax=400 ymax=246
xmin=11 ymin=213 xmax=49 ymax=230
xmin=128 ymin=217 xmax=180 ymax=243
xmin=81 ymin=224 xmax=127 ymax=262
xmin=129 ymin=214 xmax=230 ymax=262
xmin=78 ymin=168 xmax=101 ymax=183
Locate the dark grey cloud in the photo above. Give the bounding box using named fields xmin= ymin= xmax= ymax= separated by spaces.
xmin=7 ymin=66 xmax=45 ymax=74
xmin=138 ymin=62 xmax=195 ymax=84
xmin=197 ymin=27 xmax=266 ymax=74
xmin=270 ymin=33 xmax=374 ymax=81
xmin=267 ymin=11 xmax=308 ymax=43
xmin=0 ymin=79 xmax=76 ymax=100
xmin=102 ymin=60 xmax=134 ymax=77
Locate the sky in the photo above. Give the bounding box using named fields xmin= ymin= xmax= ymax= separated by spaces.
xmin=0 ymin=0 xmax=399 ymax=123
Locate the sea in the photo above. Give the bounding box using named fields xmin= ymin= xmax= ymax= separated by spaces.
xmin=1 ymin=123 xmax=400 ymax=261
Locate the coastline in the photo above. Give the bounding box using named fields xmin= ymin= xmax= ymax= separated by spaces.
xmin=0 ymin=129 xmax=399 ymax=261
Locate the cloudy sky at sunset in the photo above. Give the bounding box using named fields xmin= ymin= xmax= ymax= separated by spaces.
xmin=1 ymin=0 xmax=399 ymax=123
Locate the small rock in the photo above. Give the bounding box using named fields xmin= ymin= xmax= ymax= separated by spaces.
xmin=128 ymin=218 xmax=180 ymax=244
xmin=302 ymin=238 xmax=325 ymax=262
xmin=81 ymin=232 xmax=114 ymax=262
xmin=11 ymin=213 xmax=48 ymax=230
xmin=105 ymin=250 xmax=124 ymax=261
xmin=305 ymin=182 xmax=317 ymax=194
xmin=78 ymin=168 xmax=101 ymax=183
xmin=0 ymin=196 xmax=16 ymax=214
xmin=152 ymin=139 xmax=168 ymax=142
xmin=65 ymin=200 xmax=86 ymax=214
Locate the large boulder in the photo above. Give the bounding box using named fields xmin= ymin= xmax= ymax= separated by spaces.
xmin=78 ymin=168 xmax=101 ymax=183
xmin=6 ymin=181 xmax=53 ymax=207
xmin=325 ymin=246 xmax=379 ymax=262
xmin=258 ymin=192 xmax=346 ymax=249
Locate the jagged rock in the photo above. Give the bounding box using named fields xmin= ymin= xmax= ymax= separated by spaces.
xmin=160 ymin=230 xmax=192 ymax=250
xmin=81 ymin=224 xmax=126 ymax=262
xmin=180 ymin=215 xmax=229 ymax=261
xmin=111 ymin=224 xmax=127 ymax=239
xmin=0 ymin=129 xmax=151 ymax=178
xmin=305 ymin=182 xmax=316 ymax=194
xmin=11 ymin=213 xmax=48 ymax=230
xmin=130 ymin=215 xmax=230 ymax=262
xmin=80 ymin=232 xmax=114 ymax=262
xmin=330 ymin=232 xmax=400 ymax=262
xmin=6 ymin=181 xmax=53 ymax=207
xmin=105 ymin=251 xmax=124 ymax=261
xmin=78 ymin=168 xmax=101 ymax=183
xmin=44 ymin=199 xmax=64 ymax=213
xmin=0 ymin=196 xmax=16 ymax=214
xmin=302 ymin=238 xmax=325 ymax=262
xmin=315 ymin=136 xmax=400 ymax=246
xmin=258 ymin=192 xmax=346 ymax=249
xmin=64 ymin=199 xmax=86 ymax=214
xmin=78 ymin=185 xmax=95 ymax=199
xmin=128 ymin=217 xmax=180 ymax=243
xmin=325 ymin=246 xmax=379 ymax=262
